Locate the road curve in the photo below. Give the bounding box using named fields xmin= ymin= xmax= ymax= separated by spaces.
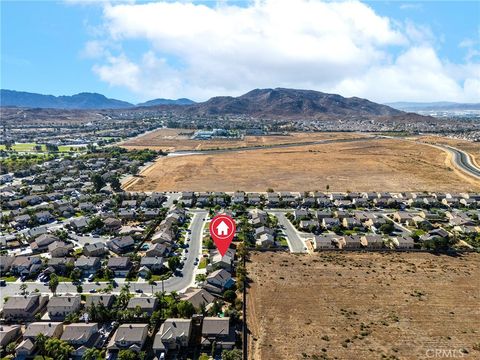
xmin=442 ymin=145 xmax=480 ymax=179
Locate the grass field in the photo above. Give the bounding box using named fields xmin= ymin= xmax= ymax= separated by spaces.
xmin=123 ymin=137 xmax=480 ymax=192
xmin=0 ymin=143 xmax=86 ymax=152
xmin=246 ymin=251 xmax=480 ymax=360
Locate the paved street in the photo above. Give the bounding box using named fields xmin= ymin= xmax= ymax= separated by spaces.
xmin=269 ymin=210 xmax=308 ymax=253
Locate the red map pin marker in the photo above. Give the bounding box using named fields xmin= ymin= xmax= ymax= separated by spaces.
xmin=209 ymin=214 xmax=236 ymax=257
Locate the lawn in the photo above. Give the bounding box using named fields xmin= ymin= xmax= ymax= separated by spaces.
xmin=0 ymin=276 xmax=18 ymax=282
xmin=198 ymin=258 xmax=208 ymax=269
xmin=0 ymin=143 xmax=85 ymax=152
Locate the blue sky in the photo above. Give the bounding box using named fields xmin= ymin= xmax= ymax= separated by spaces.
xmin=1 ymin=1 xmax=479 ymax=103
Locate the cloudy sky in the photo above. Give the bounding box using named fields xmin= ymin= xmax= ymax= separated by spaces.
xmin=1 ymin=0 xmax=479 ymax=103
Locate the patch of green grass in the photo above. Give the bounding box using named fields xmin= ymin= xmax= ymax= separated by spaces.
xmin=198 ymin=258 xmax=208 ymax=269
xmin=0 ymin=276 xmax=18 ymax=282
xmin=278 ymin=237 xmax=289 ymax=247
xmin=56 ymin=276 xmax=73 ymax=282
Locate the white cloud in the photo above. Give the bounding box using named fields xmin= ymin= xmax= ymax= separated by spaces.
xmin=85 ymin=0 xmax=479 ymax=102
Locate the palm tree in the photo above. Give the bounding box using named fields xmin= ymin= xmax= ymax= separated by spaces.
xmin=35 ymin=333 xmax=48 ymax=360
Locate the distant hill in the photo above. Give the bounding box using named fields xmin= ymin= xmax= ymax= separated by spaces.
xmin=137 ymin=98 xmax=195 ymax=106
xmin=386 ymin=101 xmax=480 ymax=112
xmin=0 ymin=90 xmax=134 ymax=109
xmin=181 ymin=88 xmax=403 ymax=119
xmin=0 ymin=89 xmax=194 ymax=110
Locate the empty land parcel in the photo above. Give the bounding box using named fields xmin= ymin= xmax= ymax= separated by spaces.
xmin=123 ymin=137 xmax=480 ymax=192
xmin=120 ymin=128 xmax=364 ymax=152
xmin=246 ymin=251 xmax=480 ymax=360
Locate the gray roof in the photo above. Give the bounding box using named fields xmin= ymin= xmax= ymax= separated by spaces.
xmin=113 ymin=324 xmax=148 ymax=343
xmin=24 ymin=322 xmax=63 ymax=338
xmin=202 ymin=317 xmax=230 ymax=335
xmin=3 ymin=295 xmax=40 ymax=311
xmin=61 ymin=323 xmax=98 ymax=342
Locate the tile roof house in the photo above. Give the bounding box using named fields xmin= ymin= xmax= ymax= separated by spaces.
xmin=153 ymin=319 xmax=192 ymax=354
xmin=47 ymin=294 xmax=82 ymax=320
xmin=61 ymin=323 xmax=99 ymax=358
xmin=107 ymin=324 xmax=149 ymax=353
xmin=0 ymin=325 xmax=21 ymax=348
xmin=23 ymin=322 xmax=63 ymax=340
xmin=85 ymin=294 xmax=116 ymax=308
xmin=107 ymin=236 xmax=135 ymax=254
xmin=2 ymin=294 xmax=48 ymax=321
xmin=83 ymin=242 xmax=108 ymax=257
xmin=206 ymin=269 xmax=235 ymax=291
xmin=201 ymin=317 xmax=235 ymax=350
xmin=180 ymin=288 xmax=216 ymax=309
xmin=127 ymin=295 xmax=158 ymax=315
xmin=74 ymin=257 xmax=101 ymax=275
xmin=107 ymin=257 xmax=132 ymax=277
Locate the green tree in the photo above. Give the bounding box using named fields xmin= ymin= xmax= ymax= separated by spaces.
xmin=82 ymin=348 xmax=102 ymax=360
xmin=177 ymin=300 xmax=195 ymax=318
xmin=44 ymin=338 xmax=73 ymax=360
xmin=222 ymin=349 xmax=242 ymax=360
xmin=223 ymin=290 xmax=236 ymax=303
xmin=35 ymin=333 xmax=48 ymax=359
xmin=110 ymin=176 xmax=121 ymax=192
xmin=168 ymin=256 xmax=180 ymax=271
xmin=118 ymin=349 xmax=137 ymax=360
xmin=49 ymin=274 xmax=59 ymax=295
xmin=20 ymin=283 xmax=28 ymax=295
xmin=6 ymin=341 xmax=17 ymax=355
xmin=91 ymin=173 xmax=105 ymax=193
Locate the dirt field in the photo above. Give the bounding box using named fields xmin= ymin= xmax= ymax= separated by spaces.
xmin=120 ymin=128 xmax=363 ymax=152
xmin=246 ymin=251 xmax=480 ymax=360
xmin=123 ymin=138 xmax=480 ymax=192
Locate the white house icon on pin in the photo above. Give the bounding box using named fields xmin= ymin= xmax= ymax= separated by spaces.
xmin=216 ymin=221 xmax=229 ymax=236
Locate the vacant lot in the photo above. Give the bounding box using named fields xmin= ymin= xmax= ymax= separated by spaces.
xmin=123 ymin=138 xmax=480 ymax=192
xmin=246 ymin=251 xmax=480 ymax=360
xmin=120 ymin=128 xmax=363 ymax=152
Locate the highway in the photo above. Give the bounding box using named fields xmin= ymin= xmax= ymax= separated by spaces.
xmin=443 ymin=145 xmax=480 ymax=178
xmin=269 ymin=210 xmax=308 ymax=253
xmin=0 ymin=210 xmax=207 ymax=304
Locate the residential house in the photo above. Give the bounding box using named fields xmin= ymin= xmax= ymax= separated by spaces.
xmin=107 ymin=236 xmax=135 ymax=254
xmin=11 ymin=256 xmax=42 ymax=276
xmin=35 ymin=211 xmax=54 ymax=224
xmin=153 ymin=319 xmax=192 ymax=355
xmin=107 ymin=257 xmax=132 ymax=277
xmin=127 ymin=296 xmax=158 ymax=315
xmin=85 ymin=294 xmax=116 ymax=308
xmin=201 ymin=317 xmax=235 ymax=350
xmin=107 ymin=324 xmax=149 ymax=353
xmin=23 ymin=322 xmax=63 ymax=340
xmin=256 ymin=233 xmax=275 ymax=247
xmin=2 ymin=294 xmax=47 ymax=321
xmin=31 ymin=233 xmax=59 ymax=253
xmin=48 ymin=241 xmax=74 ymax=258
xmin=206 ymin=269 xmax=234 ymax=291
xmin=83 ymin=242 xmax=108 ymax=257
xmin=47 ymin=294 xmax=82 ymax=320
xmin=61 ymin=323 xmax=99 ymax=358
xmin=0 ymin=255 xmax=14 ymax=273
xmin=0 ymin=325 xmax=21 ymax=348
xmin=74 ymin=257 xmax=101 ymax=276
xmin=360 ymin=234 xmax=384 ymax=249
xmin=146 ymin=243 xmax=171 ymax=257
xmin=180 ymin=288 xmax=216 ymax=309
xmin=139 ymin=257 xmax=164 ymax=272
xmin=313 ymin=234 xmax=336 ymax=250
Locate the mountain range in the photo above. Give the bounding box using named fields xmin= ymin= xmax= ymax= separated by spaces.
xmin=0 ymin=89 xmax=195 ymax=109
xmin=0 ymin=87 xmax=450 ymax=121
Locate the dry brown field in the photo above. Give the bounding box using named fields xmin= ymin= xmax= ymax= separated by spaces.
xmin=120 ymin=128 xmax=363 ymax=152
xmin=123 ymin=138 xmax=480 ymax=192
xmin=246 ymin=251 xmax=480 ymax=360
